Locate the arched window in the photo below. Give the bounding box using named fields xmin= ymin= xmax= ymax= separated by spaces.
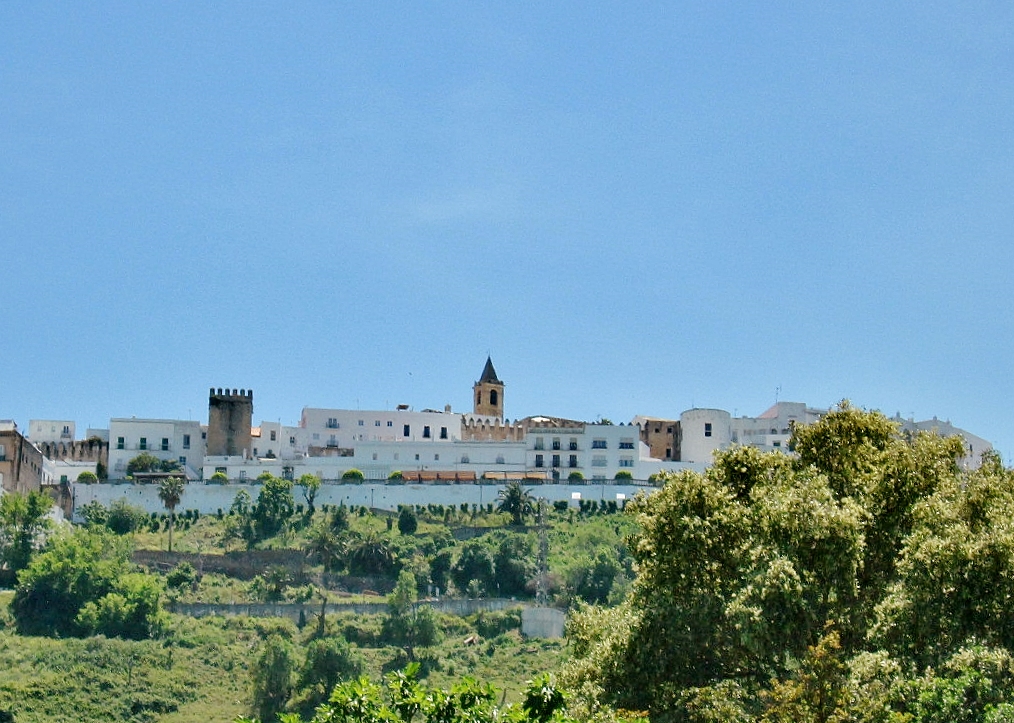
xmin=489 ymin=390 xmax=498 ymax=406
xmin=476 ymin=390 xmax=482 ymax=406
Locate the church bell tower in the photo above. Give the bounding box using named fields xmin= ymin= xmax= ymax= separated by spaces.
xmin=473 ymin=356 xmax=504 ymax=418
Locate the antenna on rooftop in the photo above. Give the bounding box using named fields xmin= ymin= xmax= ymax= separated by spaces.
xmin=775 ymin=385 xmax=782 ymax=403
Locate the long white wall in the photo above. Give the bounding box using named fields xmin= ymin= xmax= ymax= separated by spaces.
xmin=71 ymin=481 xmax=661 ymax=521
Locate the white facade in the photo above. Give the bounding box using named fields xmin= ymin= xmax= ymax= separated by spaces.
xmin=679 ymin=408 xmax=732 ymax=464
xmin=299 ymin=407 xmax=463 ymax=451
xmin=729 ymin=402 xmax=825 ymax=454
xmin=108 ymin=418 xmax=206 ymax=480
xmin=28 ymin=420 xmax=76 ymax=444
xmin=894 ymin=414 xmax=993 ymax=469
xmin=525 ymin=421 xmax=649 ymax=482
xmin=45 ymin=457 xmax=96 ymax=484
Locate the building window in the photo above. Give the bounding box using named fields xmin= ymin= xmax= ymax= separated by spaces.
xmin=434 ymin=454 xmax=439 ymax=461
xmin=328 ymin=435 xmax=337 ymax=447
xmin=490 ymin=389 xmax=498 ymax=406
xmin=619 ymin=457 xmax=634 ymax=468
xmin=183 ymin=434 xmax=191 ymax=449
xmin=0 ymin=444 xmax=5 ymax=462
xmin=372 ymin=453 xmax=378 ymax=460
xmin=139 ymin=437 xmax=147 ymax=450
xmin=404 ymin=425 xmax=410 ymax=437
xmin=552 ymin=454 xmax=561 ymax=467
xmin=569 ymin=455 xmax=578 ymax=468
xmin=375 ymin=420 xmax=381 ymax=426
xmin=116 ymin=437 xmax=125 ymax=450
xmin=289 ymin=436 xmax=296 ymax=446
xmin=461 ymin=455 xmax=470 ymax=464
xmin=592 ymin=439 xmax=607 ymax=449
xmin=569 ymin=438 xmax=578 ymax=450
xmin=215 ymin=466 xmax=227 ymax=475
xmin=312 ymin=433 xmax=319 ymax=440
xmin=327 ymin=418 xmax=338 ymax=429
xmin=619 ymin=438 xmax=635 ymax=450
xmin=534 ymin=437 xmax=545 ymax=450
xmin=705 ymin=423 xmax=713 ymax=437
xmin=476 ymin=390 xmax=482 ymax=406
xmin=270 ymin=430 xmax=276 ymax=441
xmin=358 ymin=420 xmax=364 ymax=426
xmin=387 ymin=421 xmax=393 ymax=427
xmin=239 ymin=470 xmax=247 ymax=480
xmin=535 ymin=454 xmax=544 ymax=468
xmin=552 ymin=438 xmax=561 ymax=450
xmin=496 ymin=455 xmax=505 ymax=464
xmin=282 ymin=467 xmax=294 ymax=481
xmin=592 ymin=455 xmax=607 ymax=467
xmin=440 ymin=427 xmax=447 ymax=440
xmin=423 ymin=426 xmax=431 ymax=439
xmin=161 ymin=438 xmax=170 ymax=451
xmin=414 ymin=454 xmax=420 ymax=461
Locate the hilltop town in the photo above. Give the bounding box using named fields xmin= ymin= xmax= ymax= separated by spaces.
xmin=1 ymin=358 xmax=991 ymax=520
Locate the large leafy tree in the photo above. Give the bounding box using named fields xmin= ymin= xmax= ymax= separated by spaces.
xmin=158 ymin=475 xmax=185 ymax=552
xmin=11 ymin=527 xmax=164 ymax=639
xmin=564 ymin=403 xmax=1014 ymax=722
xmin=0 ymin=490 xmax=53 ymax=573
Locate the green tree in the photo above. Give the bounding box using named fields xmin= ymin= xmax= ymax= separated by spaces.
xmin=381 ymin=570 xmax=441 ymax=661
xmin=158 ymin=476 xmax=185 ymax=552
xmin=304 ymin=522 xmax=348 ymax=574
xmin=299 ymin=473 xmax=322 ymax=516
xmin=493 ymin=532 xmax=535 ymax=597
xmin=11 ymin=527 xmax=164 ymax=639
xmin=251 ymin=475 xmax=295 ymax=540
xmin=397 ymin=506 xmax=418 ymax=535
xmin=348 ymin=533 xmax=395 ymax=577
xmin=290 ymin=636 xmax=364 ymax=719
xmin=250 ymin=634 xmax=295 ymax=723
xmin=126 ymin=452 xmax=162 ymax=476
xmin=0 ymin=490 xmax=53 ymax=573
xmin=76 ymin=470 xmax=98 ymax=484
xmin=497 ymin=481 xmax=535 ymax=526
xmin=104 ymin=499 xmax=148 ymax=535
xmin=450 ymin=540 xmax=495 ymax=596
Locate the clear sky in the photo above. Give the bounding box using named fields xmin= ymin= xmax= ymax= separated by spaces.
xmin=3 ymin=4 xmax=1013 ymax=458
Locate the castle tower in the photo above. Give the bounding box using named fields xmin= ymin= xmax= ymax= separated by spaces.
xmin=473 ymin=357 xmax=504 ymax=418
xmin=207 ymin=388 xmax=253 ymax=457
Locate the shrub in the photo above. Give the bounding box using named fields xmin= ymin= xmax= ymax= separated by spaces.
xmin=342 ymin=468 xmax=365 ymax=483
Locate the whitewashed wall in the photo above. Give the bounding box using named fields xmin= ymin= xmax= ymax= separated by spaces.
xmin=71 ymin=481 xmax=661 ymax=521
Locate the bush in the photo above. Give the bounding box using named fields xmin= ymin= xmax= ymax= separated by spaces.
xmin=105 ymin=499 xmax=148 ymax=535
xmin=342 ymin=468 xmax=365 ymax=483
xmin=76 ymin=471 xmax=98 ymax=484
xmin=12 ymin=528 xmax=165 ymax=639
xmin=614 ymin=470 xmax=633 ymax=481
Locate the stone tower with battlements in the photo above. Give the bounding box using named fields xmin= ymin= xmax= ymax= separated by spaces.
xmin=473 ymin=357 xmax=504 ymax=418
xmin=207 ymin=388 xmax=253 ymax=457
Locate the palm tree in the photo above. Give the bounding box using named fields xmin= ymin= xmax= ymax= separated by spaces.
xmin=497 ymin=481 xmax=535 ymax=526
xmin=158 ymin=476 xmax=185 ymax=552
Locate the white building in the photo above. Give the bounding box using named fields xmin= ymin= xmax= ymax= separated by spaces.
xmin=28 ymin=420 xmax=76 ymax=444
xmin=108 ymin=418 xmax=206 ymax=480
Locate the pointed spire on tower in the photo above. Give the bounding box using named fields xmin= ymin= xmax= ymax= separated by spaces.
xmin=479 ymin=356 xmax=500 ymax=384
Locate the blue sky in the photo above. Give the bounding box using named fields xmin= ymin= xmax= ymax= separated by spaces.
xmin=3 ymin=3 xmax=1013 ymax=457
